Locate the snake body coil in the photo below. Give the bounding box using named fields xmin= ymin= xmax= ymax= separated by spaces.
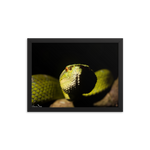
xmin=32 ymin=64 xmax=114 ymax=105
xmin=32 ymin=75 xmax=64 ymax=104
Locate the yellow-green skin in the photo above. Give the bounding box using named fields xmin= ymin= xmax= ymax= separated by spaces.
xmin=61 ymin=68 xmax=114 ymax=99
xmin=32 ymin=74 xmax=64 ymax=104
xmin=31 ymin=65 xmax=114 ymax=104
xmin=83 ymin=69 xmax=114 ymax=96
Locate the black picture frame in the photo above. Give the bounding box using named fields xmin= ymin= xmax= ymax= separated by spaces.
xmin=25 ymin=36 xmax=126 ymax=115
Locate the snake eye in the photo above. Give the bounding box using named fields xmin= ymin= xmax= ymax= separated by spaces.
xmin=68 ymin=66 xmax=73 ymax=70
xmin=65 ymin=67 xmax=68 ymax=72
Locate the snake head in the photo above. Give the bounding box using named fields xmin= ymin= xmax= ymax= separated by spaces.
xmin=59 ymin=64 xmax=97 ymax=100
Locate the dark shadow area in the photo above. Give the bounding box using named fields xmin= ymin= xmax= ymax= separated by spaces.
xmin=32 ymin=43 xmax=118 ymax=79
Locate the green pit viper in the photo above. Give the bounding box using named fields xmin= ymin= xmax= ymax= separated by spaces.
xmin=32 ymin=64 xmax=114 ymax=105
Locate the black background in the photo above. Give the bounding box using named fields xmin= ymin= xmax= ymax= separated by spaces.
xmin=32 ymin=43 xmax=118 ymax=79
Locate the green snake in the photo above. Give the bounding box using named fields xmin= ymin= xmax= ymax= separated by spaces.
xmin=32 ymin=64 xmax=114 ymax=105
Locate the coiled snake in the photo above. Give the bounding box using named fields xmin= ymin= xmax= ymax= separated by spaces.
xmin=32 ymin=64 xmax=114 ymax=106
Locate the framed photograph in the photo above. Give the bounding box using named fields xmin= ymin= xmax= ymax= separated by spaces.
xmin=24 ymin=36 xmax=126 ymax=115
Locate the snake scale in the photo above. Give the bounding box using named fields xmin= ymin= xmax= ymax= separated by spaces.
xmin=32 ymin=64 xmax=114 ymax=105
